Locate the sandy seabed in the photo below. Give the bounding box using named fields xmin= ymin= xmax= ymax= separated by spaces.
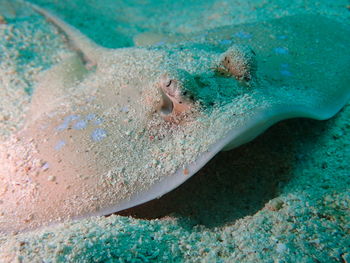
xmin=0 ymin=0 xmax=349 ymax=262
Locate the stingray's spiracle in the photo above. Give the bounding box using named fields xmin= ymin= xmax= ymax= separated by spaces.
xmin=216 ymin=44 xmax=257 ymax=82
xmin=156 ymin=70 xmax=197 ymax=122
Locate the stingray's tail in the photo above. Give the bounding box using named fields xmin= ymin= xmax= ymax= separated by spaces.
xmin=27 ymin=2 xmax=106 ymax=64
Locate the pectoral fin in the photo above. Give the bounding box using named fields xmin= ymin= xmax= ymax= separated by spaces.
xmin=28 ymin=54 xmax=88 ymax=124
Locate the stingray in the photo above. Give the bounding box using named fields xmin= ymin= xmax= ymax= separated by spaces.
xmin=0 ymin=3 xmax=349 ymax=233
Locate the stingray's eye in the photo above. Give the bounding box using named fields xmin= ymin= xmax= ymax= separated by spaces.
xmin=166 ymin=79 xmax=172 ymax=87
xmin=217 ymin=44 xmax=257 ymax=82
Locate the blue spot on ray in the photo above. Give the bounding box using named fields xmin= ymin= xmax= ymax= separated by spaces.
xmin=219 ymin=39 xmax=232 ymax=45
xmin=235 ymin=32 xmax=252 ymax=39
xmin=280 ymin=70 xmax=293 ymax=76
xmin=56 ymin=115 xmax=81 ymax=131
xmin=86 ymin=113 xmax=96 ymax=121
xmin=278 ymin=35 xmax=288 ymax=40
xmin=56 ymin=123 xmax=68 ymax=132
xmin=91 ymin=128 xmax=107 ymax=142
xmin=64 ymin=115 xmax=80 ymax=123
xmin=85 ymin=113 xmax=103 ymax=125
xmin=54 ymin=140 xmax=66 ymax=151
xmin=73 ymin=120 xmax=87 ymax=130
xmin=274 ymin=47 xmax=289 ymax=55
xmin=155 ymin=41 xmax=165 ymax=46
xmin=280 ymin=63 xmax=292 ymax=76
xmin=94 ymin=118 xmax=103 ymax=125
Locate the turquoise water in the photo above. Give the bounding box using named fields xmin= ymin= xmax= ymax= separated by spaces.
xmin=26 ymin=0 xmax=350 ymax=48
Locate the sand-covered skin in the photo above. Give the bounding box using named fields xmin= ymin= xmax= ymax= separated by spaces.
xmin=1 ymin=103 xmax=349 ymax=263
xmin=0 ymin=1 xmax=71 ymax=141
xmin=0 ymin=0 xmax=349 ymax=262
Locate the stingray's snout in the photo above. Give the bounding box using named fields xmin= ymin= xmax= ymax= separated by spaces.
xmin=156 ymin=71 xmax=196 ymax=122
xmin=216 ymin=44 xmax=257 ymax=82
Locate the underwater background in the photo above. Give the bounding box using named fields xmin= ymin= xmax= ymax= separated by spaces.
xmin=0 ymin=0 xmax=349 ymax=262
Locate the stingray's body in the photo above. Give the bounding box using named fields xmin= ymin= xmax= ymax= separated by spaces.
xmin=0 ymin=4 xmax=349 ymax=233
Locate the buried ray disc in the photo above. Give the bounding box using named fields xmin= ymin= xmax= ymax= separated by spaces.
xmin=0 ymin=4 xmax=349 ymax=233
